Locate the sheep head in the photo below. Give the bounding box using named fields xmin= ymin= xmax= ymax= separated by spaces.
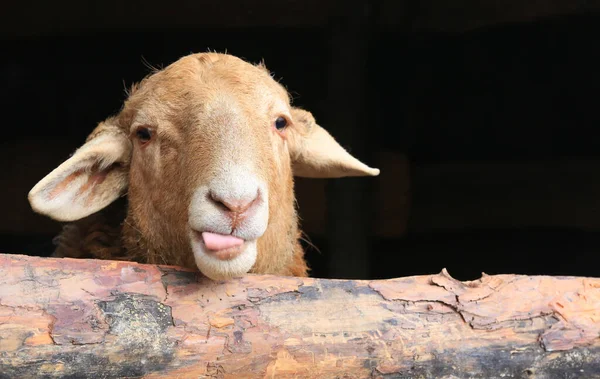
xmin=28 ymin=52 xmax=379 ymax=280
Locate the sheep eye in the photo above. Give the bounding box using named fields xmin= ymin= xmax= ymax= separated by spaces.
xmin=274 ymin=116 xmax=287 ymax=131
xmin=135 ymin=126 xmax=153 ymax=144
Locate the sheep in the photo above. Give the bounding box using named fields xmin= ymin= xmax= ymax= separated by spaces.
xmin=28 ymin=52 xmax=379 ymax=280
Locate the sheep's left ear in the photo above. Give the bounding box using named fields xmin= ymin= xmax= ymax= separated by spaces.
xmin=287 ymin=108 xmax=380 ymax=178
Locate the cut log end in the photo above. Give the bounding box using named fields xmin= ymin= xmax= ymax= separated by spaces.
xmin=0 ymin=253 xmax=599 ymax=378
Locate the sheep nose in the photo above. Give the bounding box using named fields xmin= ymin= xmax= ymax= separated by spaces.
xmin=209 ymin=190 xmax=259 ymax=215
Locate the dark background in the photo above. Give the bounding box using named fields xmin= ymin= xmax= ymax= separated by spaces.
xmin=3 ymin=1 xmax=600 ymax=280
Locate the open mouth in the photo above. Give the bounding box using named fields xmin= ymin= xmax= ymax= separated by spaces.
xmin=193 ymin=231 xmax=247 ymax=261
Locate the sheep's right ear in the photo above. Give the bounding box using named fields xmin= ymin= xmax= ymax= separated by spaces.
xmin=28 ymin=120 xmax=131 ymax=222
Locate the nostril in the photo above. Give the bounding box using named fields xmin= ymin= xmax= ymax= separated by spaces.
xmin=209 ymin=193 xmax=231 ymax=212
xmin=209 ymin=190 xmax=259 ymax=214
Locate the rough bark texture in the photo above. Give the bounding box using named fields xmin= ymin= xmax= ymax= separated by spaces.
xmin=0 ymin=253 xmax=599 ymax=378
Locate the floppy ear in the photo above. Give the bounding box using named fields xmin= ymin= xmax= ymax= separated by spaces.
xmin=28 ymin=118 xmax=131 ymax=222
xmin=288 ymin=108 xmax=380 ymax=178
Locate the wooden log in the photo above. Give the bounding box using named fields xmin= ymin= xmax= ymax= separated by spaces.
xmin=0 ymin=253 xmax=599 ymax=378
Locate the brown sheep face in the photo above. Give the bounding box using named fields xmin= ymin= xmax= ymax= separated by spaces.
xmin=28 ymin=53 xmax=379 ymax=280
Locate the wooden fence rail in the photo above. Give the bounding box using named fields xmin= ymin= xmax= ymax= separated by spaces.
xmin=0 ymin=253 xmax=599 ymax=378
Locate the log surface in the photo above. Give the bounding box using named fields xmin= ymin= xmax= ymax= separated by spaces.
xmin=0 ymin=254 xmax=599 ymax=378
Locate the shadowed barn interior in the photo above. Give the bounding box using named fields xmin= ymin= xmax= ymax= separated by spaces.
xmin=2 ymin=0 xmax=600 ymax=280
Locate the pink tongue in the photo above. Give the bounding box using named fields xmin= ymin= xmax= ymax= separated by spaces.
xmin=201 ymin=232 xmax=244 ymax=251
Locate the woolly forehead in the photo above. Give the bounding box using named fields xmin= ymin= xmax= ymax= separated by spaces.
xmin=118 ymin=56 xmax=291 ymax=129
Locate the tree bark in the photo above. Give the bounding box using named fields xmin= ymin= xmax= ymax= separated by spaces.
xmin=0 ymin=253 xmax=599 ymax=378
